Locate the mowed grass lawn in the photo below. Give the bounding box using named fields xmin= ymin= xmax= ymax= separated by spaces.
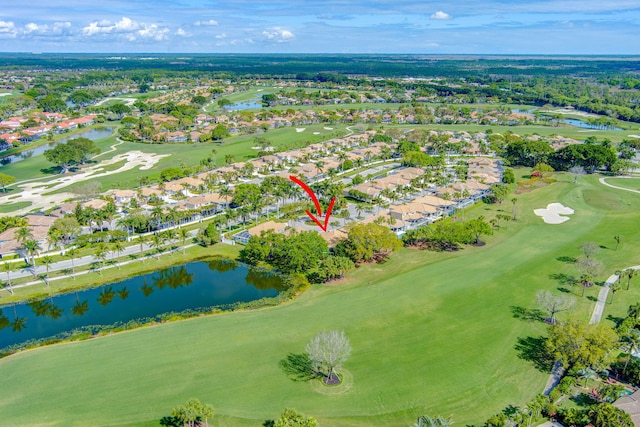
xmin=0 ymin=174 xmax=639 ymax=427
xmin=3 ymin=124 xmax=347 ymax=193
xmin=605 ymin=177 xmax=640 ymax=192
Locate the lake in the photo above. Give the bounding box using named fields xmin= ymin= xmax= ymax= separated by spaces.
xmin=563 ymin=118 xmax=622 ymax=130
xmin=226 ymin=99 xmax=263 ymax=111
xmin=0 ymin=259 xmax=285 ymax=353
xmin=0 ymin=127 xmax=114 ymax=166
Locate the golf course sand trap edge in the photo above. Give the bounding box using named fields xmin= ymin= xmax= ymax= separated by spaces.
xmin=533 ymin=203 xmax=575 ymax=224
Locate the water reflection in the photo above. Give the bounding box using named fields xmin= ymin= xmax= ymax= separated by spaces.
xmin=0 ymin=127 xmax=114 ymax=166
xmin=0 ymin=259 xmax=285 ymax=352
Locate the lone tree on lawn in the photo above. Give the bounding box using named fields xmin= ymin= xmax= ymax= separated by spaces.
xmin=536 ymin=290 xmax=575 ymax=324
xmin=580 ymin=241 xmax=600 ymax=259
xmin=166 ymin=398 xmax=214 ymax=427
xmin=306 ymin=330 xmax=351 ymax=385
xmin=614 ymin=234 xmax=622 ymax=251
xmin=569 ymin=165 xmax=585 ymax=184
xmin=0 ymin=172 xmax=16 ymax=192
xmin=415 ymin=415 xmax=454 ymax=427
xmin=576 ymin=257 xmax=604 ymax=296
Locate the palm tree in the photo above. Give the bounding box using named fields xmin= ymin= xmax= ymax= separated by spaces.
xmin=628 ymin=302 xmax=640 ymax=323
xmin=163 ymin=228 xmax=177 ymax=253
xmin=23 ymin=239 xmax=41 ymax=274
xmin=150 ymin=233 xmax=165 ymax=260
xmin=577 ymin=367 xmax=598 ymax=386
xmin=219 ymin=185 xmax=232 ymax=208
xmin=41 ymin=255 xmax=54 ymax=285
xmin=623 ymin=330 xmax=640 ymax=374
xmin=178 ymin=228 xmax=189 ymax=254
xmin=15 ymin=226 xmax=33 ymax=244
xmin=94 ymin=243 xmax=110 ymax=275
xmin=615 ymin=269 xmax=623 ymax=285
xmin=2 ymin=262 xmax=14 ymax=294
xmin=113 ymin=240 xmax=125 ymax=269
xmin=137 ymin=234 xmax=148 ymax=261
xmin=626 ymin=268 xmax=636 ymax=290
xmin=66 ymin=247 xmax=78 ymax=279
xmin=609 ymin=282 xmax=621 ymax=304
xmin=614 ymin=234 xmax=622 ymax=251
xmin=415 ymin=415 xmax=454 ymax=427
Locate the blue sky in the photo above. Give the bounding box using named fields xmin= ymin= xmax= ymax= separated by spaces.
xmin=1 ymin=1 xmax=639 ymax=54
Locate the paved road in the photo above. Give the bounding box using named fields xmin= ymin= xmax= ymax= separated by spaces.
xmin=5 ymin=228 xmax=200 ymax=281
xmin=543 ymin=360 xmax=565 ymax=396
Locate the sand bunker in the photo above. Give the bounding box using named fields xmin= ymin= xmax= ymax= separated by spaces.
xmin=296 ymin=128 xmax=306 ymax=133
xmin=534 ymin=203 xmax=575 ymax=224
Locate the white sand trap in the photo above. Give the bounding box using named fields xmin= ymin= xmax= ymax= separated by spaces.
xmin=296 ymin=128 xmax=306 ymax=133
xmin=313 ymin=132 xmax=320 ymax=135
xmin=0 ymin=93 xmax=12 ymax=97
xmin=324 ymin=127 xmax=333 ymax=130
xmin=534 ymin=203 xmax=575 ymax=224
xmin=628 ymin=134 xmax=640 ymax=139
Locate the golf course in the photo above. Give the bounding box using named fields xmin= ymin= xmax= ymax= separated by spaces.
xmin=0 ymin=171 xmax=638 ymax=427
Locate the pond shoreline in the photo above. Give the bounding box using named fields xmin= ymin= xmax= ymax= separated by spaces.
xmin=0 ymin=255 xmax=298 ymax=358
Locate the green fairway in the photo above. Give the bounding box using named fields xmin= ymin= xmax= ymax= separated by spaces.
xmin=1 ymin=173 xmax=639 ymax=426
xmin=0 ymin=200 xmax=31 ymax=213
xmin=3 ymin=123 xmax=347 ymax=193
xmin=605 ymin=177 xmax=640 ymax=192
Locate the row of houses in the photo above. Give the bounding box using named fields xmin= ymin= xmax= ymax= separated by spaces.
xmin=0 ymin=115 xmax=97 ymax=145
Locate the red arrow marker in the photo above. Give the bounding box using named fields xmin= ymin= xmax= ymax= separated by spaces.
xmin=289 ymin=175 xmax=336 ymax=232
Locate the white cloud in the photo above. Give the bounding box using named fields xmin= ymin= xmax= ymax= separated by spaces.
xmin=137 ymin=24 xmax=169 ymax=41
xmin=262 ymin=27 xmax=294 ymax=43
xmin=82 ymin=17 xmax=136 ymax=36
xmin=194 ymin=19 xmax=218 ymax=26
xmin=215 ymin=33 xmax=227 ymax=39
xmin=175 ymin=28 xmax=191 ymax=37
xmin=0 ymin=20 xmax=18 ymax=38
xmin=24 ymin=23 xmax=41 ymax=33
xmin=82 ymin=17 xmax=169 ymax=41
xmin=23 ymin=21 xmax=71 ymax=35
xmin=430 ymin=11 xmax=452 ymax=20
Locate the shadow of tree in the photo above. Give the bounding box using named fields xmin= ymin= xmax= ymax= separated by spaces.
xmin=550 ymin=273 xmax=578 ymax=286
xmin=587 ymin=296 xmax=598 ymax=302
xmin=514 ymin=336 xmax=554 ymax=373
xmin=279 ymin=353 xmax=319 ymax=382
xmin=606 ymin=314 xmax=625 ymax=327
xmin=510 ymin=306 xmax=545 ymax=322
xmin=40 ymin=167 xmax=59 ymax=175
xmin=556 ymin=256 xmax=577 ymax=264
xmin=557 ymin=287 xmax=572 ymax=294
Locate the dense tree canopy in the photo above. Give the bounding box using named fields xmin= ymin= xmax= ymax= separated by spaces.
xmin=43 ymin=138 xmax=100 ymax=173
xmin=334 ymin=223 xmax=402 ymax=263
xmin=546 ymin=319 xmax=618 ymax=370
xmin=240 ymin=229 xmax=329 ymax=275
xmin=549 ymin=144 xmax=617 ymax=172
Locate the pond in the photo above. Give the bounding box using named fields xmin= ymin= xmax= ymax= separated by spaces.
xmin=563 ymin=118 xmax=622 ymax=130
xmin=0 ymin=127 xmax=114 ymax=166
xmin=0 ymin=259 xmax=286 ymax=353
xmin=226 ymin=99 xmax=263 ymax=111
